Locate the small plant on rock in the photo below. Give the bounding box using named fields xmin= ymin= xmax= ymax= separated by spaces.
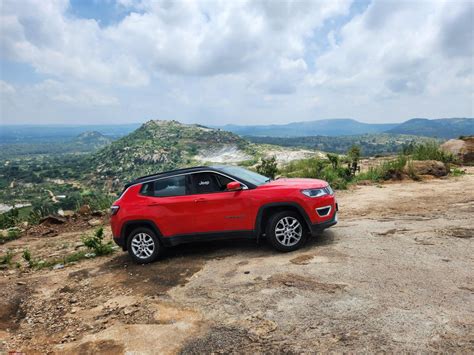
xmin=82 ymin=227 xmax=114 ymax=256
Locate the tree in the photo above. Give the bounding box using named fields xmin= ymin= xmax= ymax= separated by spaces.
xmin=347 ymin=145 xmax=361 ymax=176
xmin=256 ymin=156 xmax=278 ymax=179
xmin=326 ymin=153 xmax=340 ymax=169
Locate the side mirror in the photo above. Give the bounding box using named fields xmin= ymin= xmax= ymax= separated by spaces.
xmin=226 ymin=181 xmax=242 ymax=191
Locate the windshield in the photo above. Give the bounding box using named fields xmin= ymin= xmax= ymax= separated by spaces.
xmin=216 ymin=166 xmax=269 ymax=186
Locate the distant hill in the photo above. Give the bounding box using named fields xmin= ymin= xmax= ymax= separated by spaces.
xmin=75 ymin=131 xmax=112 ymax=148
xmin=0 ymin=123 xmax=140 ymax=143
xmin=218 ymin=118 xmax=474 ymax=138
xmin=386 ymin=118 xmax=474 ymax=138
xmin=0 ymin=131 xmax=113 ymax=158
xmin=218 ymin=119 xmax=397 ymax=137
xmin=89 ymin=120 xmax=252 ymax=185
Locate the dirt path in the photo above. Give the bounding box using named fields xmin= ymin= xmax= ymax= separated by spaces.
xmin=1 ymin=171 xmax=473 ymax=353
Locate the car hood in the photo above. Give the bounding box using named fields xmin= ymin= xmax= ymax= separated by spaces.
xmin=257 ymin=178 xmax=328 ymax=189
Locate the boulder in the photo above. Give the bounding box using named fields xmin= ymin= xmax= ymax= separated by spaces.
xmin=78 ymin=204 xmax=91 ymax=215
xmin=440 ymin=136 xmax=474 ymax=164
xmin=63 ymin=210 xmax=75 ymax=218
xmin=407 ymin=160 xmax=447 ymax=177
xmin=40 ymin=215 xmax=66 ymax=225
xmin=88 ymin=219 xmax=102 ymax=227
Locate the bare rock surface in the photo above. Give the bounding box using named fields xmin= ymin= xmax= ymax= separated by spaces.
xmin=407 ymin=160 xmax=447 ymax=177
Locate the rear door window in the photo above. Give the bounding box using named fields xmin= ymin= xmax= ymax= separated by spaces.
xmin=140 ymin=175 xmax=187 ymax=197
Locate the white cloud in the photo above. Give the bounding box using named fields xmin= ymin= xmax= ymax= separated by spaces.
xmin=0 ymin=80 xmax=16 ymax=94
xmin=0 ymin=0 xmax=472 ymax=124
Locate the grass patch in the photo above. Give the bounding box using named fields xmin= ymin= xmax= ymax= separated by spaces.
xmin=0 ymin=228 xmax=21 ymax=244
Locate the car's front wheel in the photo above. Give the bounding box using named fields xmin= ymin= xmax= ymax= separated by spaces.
xmin=127 ymin=227 xmax=162 ymax=264
xmin=266 ymin=211 xmax=307 ymax=252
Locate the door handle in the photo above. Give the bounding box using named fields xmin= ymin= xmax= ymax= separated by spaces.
xmin=194 ymin=198 xmax=207 ymax=203
xmin=147 ymin=203 xmax=160 ymax=206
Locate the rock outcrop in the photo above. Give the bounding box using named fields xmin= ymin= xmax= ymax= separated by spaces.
xmin=440 ymin=136 xmax=474 ymax=164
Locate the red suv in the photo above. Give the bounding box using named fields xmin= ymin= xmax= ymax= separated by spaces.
xmin=110 ymin=166 xmax=337 ymax=263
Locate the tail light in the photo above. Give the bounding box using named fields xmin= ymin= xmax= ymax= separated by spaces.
xmin=110 ymin=205 xmax=120 ymax=215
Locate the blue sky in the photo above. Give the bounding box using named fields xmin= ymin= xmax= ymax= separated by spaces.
xmin=0 ymin=0 xmax=473 ymax=126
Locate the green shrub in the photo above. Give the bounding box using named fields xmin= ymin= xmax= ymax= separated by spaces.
xmin=0 ymin=250 xmax=13 ymax=265
xmin=0 ymin=228 xmax=21 ymax=244
xmin=378 ymin=155 xmax=407 ymax=180
xmin=0 ymin=208 xmax=19 ymax=229
xmin=83 ymin=227 xmax=114 ymax=256
xmin=326 ymin=153 xmax=340 ymax=169
xmin=411 ymin=142 xmax=455 ymax=164
xmin=280 ymin=156 xmax=351 ymax=190
xmin=256 ymin=156 xmax=278 ymax=179
xmin=450 ymin=167 xmax=465 ymax=177
xmin=22 ymin=248 xmax=37 ymax=268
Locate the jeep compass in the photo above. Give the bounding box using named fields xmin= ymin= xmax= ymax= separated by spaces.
xmin=110 ymin=165 xmax=337 ymax=263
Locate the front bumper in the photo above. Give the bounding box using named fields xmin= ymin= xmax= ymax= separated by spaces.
xmin=309 ymin=203 xmax=338 ymax=236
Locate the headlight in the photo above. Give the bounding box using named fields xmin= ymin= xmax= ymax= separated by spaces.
xmin=301 ymin=185 xmax=334 ymax=198
xmin=301 ymin=188 xmax=328 ymax=198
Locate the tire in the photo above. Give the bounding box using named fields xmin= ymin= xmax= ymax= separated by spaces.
xmin=266 ymin=211 xmax=307 ymax=252
xmin=126 ymin=227 xmax=163 ymax=264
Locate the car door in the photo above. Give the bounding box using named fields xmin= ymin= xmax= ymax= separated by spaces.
xmin=140 ymin=175 xmax=196 ymax=237
xmin=188 ymin=172 xmax=253 ymax=233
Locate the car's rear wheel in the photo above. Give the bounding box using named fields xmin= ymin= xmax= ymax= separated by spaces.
xmin=266 ymin=211 xmax=307 ymax=252
xmin=127 ymin=227 xmax=162 ymax=264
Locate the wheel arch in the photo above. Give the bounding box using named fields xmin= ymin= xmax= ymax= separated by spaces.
xmin=120 ymin=219 xmax=163 ymax=251
xmin=255 ymin=202 xmax=312 ymax=237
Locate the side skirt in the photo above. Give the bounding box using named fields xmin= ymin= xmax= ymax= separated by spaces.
xmin=160 ymin=230 xmax=256 ymax=247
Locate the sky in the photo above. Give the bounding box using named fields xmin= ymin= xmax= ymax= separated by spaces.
xmin=0 ymin=0 xmax=473 ymax=126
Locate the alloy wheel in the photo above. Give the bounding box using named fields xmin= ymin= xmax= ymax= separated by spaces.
xmin=275 ymin=216 xmax=303 ymax=246
xmin=131 ymin=232 xmax=155 ymax=259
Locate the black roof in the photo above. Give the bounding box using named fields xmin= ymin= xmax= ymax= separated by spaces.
xmin=131 ymin=166 xmax=212 ymax=184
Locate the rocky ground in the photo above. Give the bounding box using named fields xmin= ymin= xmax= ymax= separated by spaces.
xmin=0 ymin=169 xmax=473 ymax=354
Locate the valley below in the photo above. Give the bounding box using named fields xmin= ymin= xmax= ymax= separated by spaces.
xmin=1 ymin=169 xmax=473 ymax=353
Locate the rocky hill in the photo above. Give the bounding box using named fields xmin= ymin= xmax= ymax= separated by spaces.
xmin=74 ymin=131 xmax=112 ymax=149
xmin=89 ymin=120 xmax=253 ymax=185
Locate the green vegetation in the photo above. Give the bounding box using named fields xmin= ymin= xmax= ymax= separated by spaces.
xmin=0 ymin=228 xmax=21 ymax=244
xmin=247 ymin=134 xmax=439 ymax=157
xmin=355 ymin=155 xmax=408 ymax=182
xmin=450 ymin=167 xmax=465 ymax=177
xmin=280 ymin=155 xmax=352 ymax=190
xmin=83 ymin=227 xmax=114 ymax=256
xmin=0 ymin=208 xmax=20 ymax=229
xmin=6 ymin=228 xmax=114 ymax=270
xmin=0 ymin=250 xmax=13 ymax=266
xmin=0 ymin=131 xmax=111 ymax=159
xmin=411 ymin=141 xmax=456 ymax=164
xmin=281 ymin=141 xmax=458 ymax=188
xmin=256 ymin=156 xmax=278 ymax=179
